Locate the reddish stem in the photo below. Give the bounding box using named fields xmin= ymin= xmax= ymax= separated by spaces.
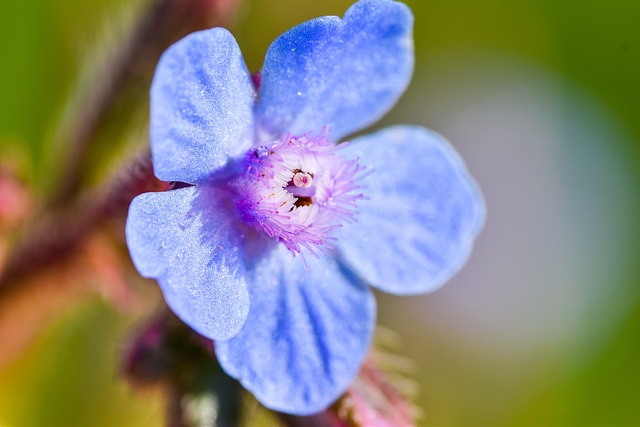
xmin=54 ymin=0 xmax=242 ymax=206
xmin=0 ymin=150 xmax=161 ymax=295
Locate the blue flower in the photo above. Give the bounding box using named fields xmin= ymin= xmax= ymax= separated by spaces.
xmin=126 ymin=0 xmax=484 ymax=415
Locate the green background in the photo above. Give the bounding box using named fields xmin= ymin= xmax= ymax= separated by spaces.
xmin=1 ymin=0 xmax=639 ymax=425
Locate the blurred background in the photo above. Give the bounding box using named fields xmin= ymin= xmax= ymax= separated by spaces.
xmin=1 ymin=0 xmax=639 ymax=425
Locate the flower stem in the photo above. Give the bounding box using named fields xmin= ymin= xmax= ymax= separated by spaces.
xmin=278 ymin=413 xmax=346 ymax=427
xmin=53 ymin=0 xmax=242 ymax=206
xmin=0 ymin=150 xmax=159 ymax=295
xmin=3 ymin=0 xmax=242 ymax=292
xmin=166 ymin=382 xmax=187 ymax=427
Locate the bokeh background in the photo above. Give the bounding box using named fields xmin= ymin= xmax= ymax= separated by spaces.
xmin=1 ymin=0 xmax=640 ymax=425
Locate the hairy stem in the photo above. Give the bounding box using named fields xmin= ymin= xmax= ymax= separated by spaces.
xmin=1 ymin=0 xmax=242 ymax=293
xmin=0 ymin=150 xmax=158 ymax=295
xmin=53 ymin=0 xmax=241 ymax=205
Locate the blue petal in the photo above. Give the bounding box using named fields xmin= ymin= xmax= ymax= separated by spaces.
xmin=150 ymin=28 xmax=255 ymax=184
xmin=336 ymin=125 xmax=485 ymax=294
xmin=215 ymin=246 xmax=375 ymax=415
xmin=255 ymin=0 xmax=414 ymax=142
xmin=126 ymin=186 xmax=250 ymax=340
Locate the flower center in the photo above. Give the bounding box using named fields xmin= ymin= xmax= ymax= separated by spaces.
xmin=233 ymin=131 xmax=363 ymax=256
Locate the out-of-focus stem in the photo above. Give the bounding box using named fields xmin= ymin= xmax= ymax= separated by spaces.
xmin=166 ymin=382 xmax=187 ymax=427
xmin=0 ymin=150 xmax=159 ymax=295
xmin=278 ymin=413 xmax=346 ymax=427
xmin=53 ymin=0 xmax=242 ymax=206
xmin=2 ymin=0 xmax=243 ymax=294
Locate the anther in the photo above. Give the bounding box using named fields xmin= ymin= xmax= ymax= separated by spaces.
xmin=293 ymin=172 xmax=313 ymax=188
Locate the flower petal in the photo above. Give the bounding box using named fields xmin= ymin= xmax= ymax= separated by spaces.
xmin=336 ymin=125 xmax=485 ymax=294
xmin=150 ymin=28 xmax=255 ymax=184
xmin=126 ymin=186 xmax=250 ymax=340
xmin=215 ymin=246 xmax=375 ymax=415
xmin=255 ymin=0 xmax=413 ymax=142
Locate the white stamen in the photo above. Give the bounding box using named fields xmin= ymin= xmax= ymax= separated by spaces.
xmin=293 ymin=172 xmax=313 ymax=188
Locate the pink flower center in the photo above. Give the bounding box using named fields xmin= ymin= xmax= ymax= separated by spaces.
xmin=233 ymin=131 xmax=363 ymax=256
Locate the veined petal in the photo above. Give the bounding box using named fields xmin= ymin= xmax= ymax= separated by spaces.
xmin=255 ymin=0 xmax=413 ymax=142
xmin=125 ymin=186 xmax=250 ymax=340
xmin=215 ymin=246 xmax=375 ymax=415
xmin=336 ymin=125 xmax=485 ymax=294
xmin=151 ymin=28 xmax=255 ymax=184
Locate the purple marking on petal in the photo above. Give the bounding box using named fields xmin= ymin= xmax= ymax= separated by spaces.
xmin=216 ymin=246 xmax=375 ymax=415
